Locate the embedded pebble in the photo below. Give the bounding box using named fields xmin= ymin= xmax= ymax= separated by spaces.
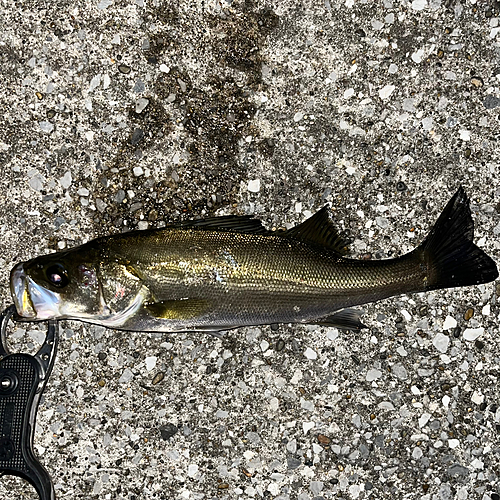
xmin=391 ymin=363 xmax=408 ymax=380
xmin=378 ymin=84 xmax=395 ymax=99
xmin=310 ymin=481 xmax=324 ymax=495
xmin=303 ymin=422 xmax=315 ymax=434
xmin=118 ymin=64 xmax=131 ymax=74
xmin=443 ymin=315 xmax=457 ymax=330
xmin=376 ymin=217 xmax=389 ymax=229
xmin=145 ymin=356 xmax=157 ymax=371
xmin=247 ymin=179 xmax=260 ymax=192
xmin=135 ymin=98 xmax=149 ymax=113
xmin=366 ymin=368 xmax=382 ymax=381
xmin=118 ymin=368 xmax=134 ymax=384
xmin=39 ymin=121 xmax=54 ymax=133
xmin=304 ymin=347 xmax=317 ymax=360
xmin=464 ymin=308 xmax=474 ymax=320
xmin=463 ymin=328 xmax=484 ymax=341
xmin=152 ymin=372 xmax=164 ymax=385
xmin=293 ymin=111 xmax=304 ymax=122
xmin=160 ymin=423 xmax=178 ymax=440
xmin=483 ymin=95 xmax=500 ymax=109
xmin=433 ymin=332 xmax=450 ymax=353
xmin=187 ymin=464 xmax=198 ymax=477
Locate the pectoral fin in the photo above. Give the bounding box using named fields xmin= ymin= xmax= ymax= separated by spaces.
xmin=317 ymin=309 xmax=367 ymax=332
xmin=144 ymin=298 xmax=210 ymax=320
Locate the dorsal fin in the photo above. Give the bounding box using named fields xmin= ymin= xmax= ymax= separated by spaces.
xmin=173 ymin=215 xmax=271 ymax=235
xmin=284 ymin=206 xmax=350 ymax=255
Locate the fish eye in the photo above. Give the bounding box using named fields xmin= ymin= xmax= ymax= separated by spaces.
xmin=46 ymin=264 xmax=69 ymax=288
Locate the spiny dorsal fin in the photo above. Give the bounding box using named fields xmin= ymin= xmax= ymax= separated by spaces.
xmin=284 ymin=206 xmax=350 ymax=255
xmin=174 ymin=215 xmax=271 ymax=235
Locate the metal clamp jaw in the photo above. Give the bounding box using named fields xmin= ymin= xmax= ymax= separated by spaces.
xmin=0 ymin=305 xmax=59 ymax=500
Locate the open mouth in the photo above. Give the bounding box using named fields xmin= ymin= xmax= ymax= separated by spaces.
xmin=10 ymin=263 xmax=60 ymax=320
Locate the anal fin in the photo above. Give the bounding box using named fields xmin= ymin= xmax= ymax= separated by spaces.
xmin=316 ymin=309 xmax=367 ymax=332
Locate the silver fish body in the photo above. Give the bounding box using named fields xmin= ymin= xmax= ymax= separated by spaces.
xmin=10 ymin=187 xmax=498 ymax=332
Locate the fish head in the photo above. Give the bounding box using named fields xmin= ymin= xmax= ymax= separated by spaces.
xmin=10 ymin=246 xmax=103 ymax=321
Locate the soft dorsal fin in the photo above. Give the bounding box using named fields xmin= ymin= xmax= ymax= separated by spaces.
xmin=284 ymin=206 xmax=350 ymax=255
xmin=174 ymin=215 xmax=271 ymax=235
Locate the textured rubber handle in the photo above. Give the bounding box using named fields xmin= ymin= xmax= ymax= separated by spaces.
xmin=0 ymin=306 xmax=58 ymax=500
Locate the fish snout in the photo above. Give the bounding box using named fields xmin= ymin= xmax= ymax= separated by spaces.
xmin=10 ymin=263 xmax=36 ymax=318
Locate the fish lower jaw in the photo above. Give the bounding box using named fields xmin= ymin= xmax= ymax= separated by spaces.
xmin=10 ymin=264 xmax=36 ymax=318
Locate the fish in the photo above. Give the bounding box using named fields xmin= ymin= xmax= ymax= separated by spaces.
xmin=10 ymin=187 xmax=498 ymax=333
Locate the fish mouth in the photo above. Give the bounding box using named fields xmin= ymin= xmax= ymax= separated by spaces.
xmin=10 ymin=263 xmax=60 ymax=320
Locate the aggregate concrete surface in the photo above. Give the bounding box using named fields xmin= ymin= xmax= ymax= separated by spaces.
xmin=1 ymin=0 xmax=500 ymax=499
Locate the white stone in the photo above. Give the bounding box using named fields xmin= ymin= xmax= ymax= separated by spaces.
xmin=135 ymin=98 xmax=149 ymax=113
xmin=303 ymin=421 xmax=315 ymax=434
xmin=300 ymin=398 xmax=314 ymax=411
xmin=411 ymin=48 xmax=425 ymax=63
xmin=366 ymin=368 xmax=382 ymax=381
xmin=59 ymin=171 xmax=72 ymax=189
xmin=293 ymin=112 xmax=304 ymax=122
xmin=97 ymin=0 xmax=113 ymax=9
xmin=401 ymin=309 xmax=411 ymax=321
xmin=463 ymin=328 xmax=484 ymax=341
xmin=145 ymin=356 xmax=157 ymax=371
xmin=118 ymin=368 xmax=134 ymax=384
xmin=433 ymin=332 xmax=450 ymax=353
xmin=344 ymin=88 xmax=355 ymax=99
xmin=159 ymin=64 xmax=170 ymax=73
xmin=187 ymin=464 xmax=198 ymax=477
xmin=412 ymin=446 xmax=423 ymax=459
xmin=267 ymin=483 xmax=280 ymax=496
xmin=247 ymin=179 xmax=260 ymax=192
xmin=89 ymin=74 xmax=101 ymax=92
xmin=286 ymin=438 xmax=297 ymax=453
xmin=304 ymin=347 xmax=317 ymax=360
xmin=418 ymin=412 xmax=431 ymax=428
xmin=379 ymin=84 xmax=395 ymax=99
xmin=459 ymin=129 xmax=471 ymax=141
xmin=443 ymin=315 xmax=457 ymax=330
xmin=482 ymin=304 xmax=490 ymax=316
xmin=421 ymin=117 xmax=433 ymax=130
xmin=448 ymin=439 xmax=460 ymax=449
xmin=471 ymin=458 xmax=484 ymax=470
xmin=39 ymin=121 xmax=54 ymax=133
xmin=133 ymin=166 xmax=144 ymax=176
xmin=471 ymin=391 xmax=484 ymax=405
xmin=411 ymin=0 xmax=427 ymax=10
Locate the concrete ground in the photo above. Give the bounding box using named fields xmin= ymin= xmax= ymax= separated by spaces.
xmin=1 ymin=0 xmax=500 ymax=499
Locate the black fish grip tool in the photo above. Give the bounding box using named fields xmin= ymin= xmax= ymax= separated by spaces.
xmin=0 ymin=305 xmax=59 ymax=500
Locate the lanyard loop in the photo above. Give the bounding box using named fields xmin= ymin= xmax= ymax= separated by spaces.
xmin=0 ymin=305 xmax=59 ymax=500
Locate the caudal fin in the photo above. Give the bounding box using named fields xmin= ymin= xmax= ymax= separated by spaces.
xmin=418 ymin=186 xmax=498 ymax=291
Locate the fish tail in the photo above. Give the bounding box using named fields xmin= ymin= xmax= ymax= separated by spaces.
xmin=417 ymin=186 xmax=498 ymax=291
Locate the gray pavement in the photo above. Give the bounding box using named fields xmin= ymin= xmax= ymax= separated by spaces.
xmin=1 ymin=0 xmax=500 ymax=499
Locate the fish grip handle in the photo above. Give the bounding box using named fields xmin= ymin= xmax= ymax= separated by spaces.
xmin=0 ymin=305 xmax=59 ymax=500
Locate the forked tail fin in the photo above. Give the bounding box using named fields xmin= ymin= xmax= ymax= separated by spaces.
xmin=418 ymin=186 xmax=498 ymax=291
